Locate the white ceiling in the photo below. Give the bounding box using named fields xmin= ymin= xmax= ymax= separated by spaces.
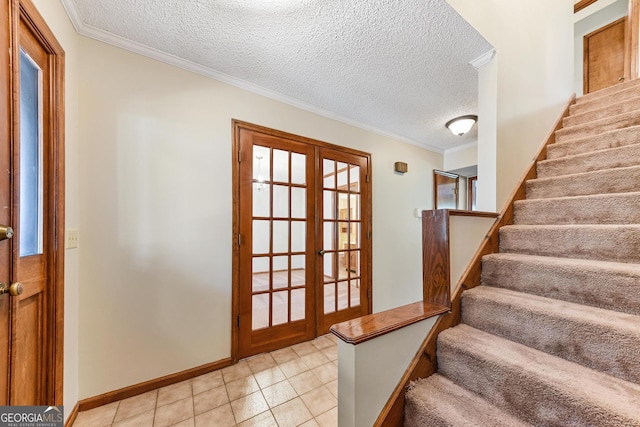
xmin=61 ymin=0 xmax=493 ymax=152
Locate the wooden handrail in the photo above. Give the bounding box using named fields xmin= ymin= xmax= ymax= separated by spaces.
xmin=330 ymin=302 xmax=449 ymax=345
xmin=575 ymin=0 xmax=598 ymax=13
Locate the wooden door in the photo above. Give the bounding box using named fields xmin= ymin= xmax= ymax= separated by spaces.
xmin=237 ymin=128 xmax=317 ymax=358
xmin=0 ymin=0 xmax=64 ymax=405
xmin=584 ymin=17 xmax=628 ymax=94
xmin=234 ymin=122 xmax=371 ymax=359
xmin=434 ymin=171 xmax=459 ymax=209
xmin=317 ymin=148 xmax=370 ymax=333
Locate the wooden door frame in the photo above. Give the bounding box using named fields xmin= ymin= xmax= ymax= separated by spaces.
xmin=9 ymin=0 xmax=64 ymax=404
xmin=628 ymin=0 xmax=640 ymax=80
xmin=581 ymin=0 xmax=640 ymax=94
xmin=231 ymin=120 xmax=372 ymax=363
xmin=576 ymin=0 xmax=640 ymax=77
xmin=583 ymin=16 xmax=628 ymax=94
xmin=467 ymin=176 xmax=477 ymax=211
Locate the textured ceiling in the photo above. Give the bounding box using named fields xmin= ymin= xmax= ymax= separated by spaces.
xmin=63 ymin=0 xmax=493 ymax=152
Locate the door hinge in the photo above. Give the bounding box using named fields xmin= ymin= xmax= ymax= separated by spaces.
xmin=367 ymin=288 xmax=371 ymax=299
xmin=366 ymin=174 xmax=370 ymax=183
xmin=367 ymin=230 xmax=371 ymax=240
xmin=238 ymin=151 xmax=242 ymax=163
xmin=237 ymin=314 xmax=240 ymax=327
xmin=238 ymin=234 xmax=241 ymax=246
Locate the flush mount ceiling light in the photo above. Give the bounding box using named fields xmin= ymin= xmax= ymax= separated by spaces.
xmin=445 ymin=115 xmax=478 ymax=136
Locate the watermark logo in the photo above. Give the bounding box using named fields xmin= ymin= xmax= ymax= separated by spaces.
xmin=0 ymin=406 xmax=63 ymax=427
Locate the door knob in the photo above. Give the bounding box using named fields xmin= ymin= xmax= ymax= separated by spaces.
xmin=318 ymin=250 xmax=325 ymax=256
xmin=0 ymin=282 xmax=23 ymax=298
xmin=0 ymin=225 xmax=13 ymax=241
xmin=619 ymin=76 xmax=626 ymax=82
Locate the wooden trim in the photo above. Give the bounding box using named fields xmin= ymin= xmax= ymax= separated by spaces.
xmin=232 ymin=120 xmax=372 ymax=158
xmin=575 ymin=0 xmax=598 ymax=13
xmin=422 ymin=210 xmax=450 ymax=307
xmin=432 ymin=170 xmax=458 ymax=179
xmin=630 ymin=0 xmax=640 ymax=80
xmin=373 ymin=95 xmax=575 ymax=427
xmin=330 ymin=302 xmax=449 ymax=345
xmin=10 ymin=0 xmax=65 ymax=405
xmin=447 ymin=209 xmax=497 ymax=219
xmin=64 ymin=403 xmax=79 ymax=427
xmin=467 ymin=176 xmax=477 ymax=211
xmin=231 ymin=121 xmax=241 ymax=364
xmin=78 ymin=358 xmax=232 ymax=412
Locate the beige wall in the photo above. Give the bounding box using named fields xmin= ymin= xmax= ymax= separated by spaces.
xmin=76 ymin=38 xmax=441 ymax=397
xmin=447 ymin=0 xmax=575 ymax=211
xmin=30 ymin=0 xmax=80 ymax=417
xmin=443 ymin=142 xmax=477 ymax=172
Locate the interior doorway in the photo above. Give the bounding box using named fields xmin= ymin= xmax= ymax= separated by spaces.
xmin=433 ymin=170 xmax=459 ymax=209
xmin=232 ymin=121 xmax=372 ymax=360
xmin=584 ymin=16 xmax=628 ymax=94
xmin=0 ymin=0 xmax=65 ymax=405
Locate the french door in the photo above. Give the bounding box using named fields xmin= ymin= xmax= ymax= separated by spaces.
xmin=0 ymin=0 xmax=64 ymax=405
xmin=234 ymin=122 xmax=371 ymax=359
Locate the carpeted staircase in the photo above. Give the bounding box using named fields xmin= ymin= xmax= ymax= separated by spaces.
xmin=405 ymin=80 xmax=640 ymax=426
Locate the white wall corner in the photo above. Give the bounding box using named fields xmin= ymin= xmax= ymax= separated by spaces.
xmin=470 ymin=49 xmax=497 ymax=69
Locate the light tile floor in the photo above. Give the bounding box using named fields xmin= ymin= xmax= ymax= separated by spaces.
xmin=72 ymin=334 xmax=339 ymax=427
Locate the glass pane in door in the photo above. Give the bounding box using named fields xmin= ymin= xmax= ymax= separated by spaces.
xmin=251 ymin=145 xmax=307 ymax=330
xmin=19 ymin=50 xmax=43 ymax=257
xmin=322 ymin=158 xmax=362 ymax=314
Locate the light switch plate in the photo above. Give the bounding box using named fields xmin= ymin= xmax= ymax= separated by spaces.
xmin=66 ymin=229 xmax=79 ymax=249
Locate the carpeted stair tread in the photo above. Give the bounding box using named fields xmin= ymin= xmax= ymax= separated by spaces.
xmin=571 ymin=86 xmax=640 ymax=115
xmin=564 ymin=94 xmax=640 ymax=127
xmin=526 ymin=164 xmax=640 ymax=199
xmin=547 ymin=125 xmax=640 ymax=159
xmin=405 ymin=82 xmax=640 ymax=426
xmin=461 ymin=286 xmax=640 ymax=383
xmin=499 ymin=224 xmax=640 ymax=263
xmin=514 ymin=192 xmax=640 ymax=225
xmin=481 ymin=253 xmax=640 ymax=316
xmin=537 ymin=142 xmax=640 ymax=178
xmin=405 ymin=374 xmax=533 ymax=427
xmin=573 ymin=78 xmax=640 ymax=106
xmin=555 ymin=109 xmax=640 ymax=144
xmin=437 ymin=325 xmax=640 ymax=426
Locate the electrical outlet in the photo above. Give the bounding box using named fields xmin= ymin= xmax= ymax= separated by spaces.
xmin=66 ymin=229 xmax=79 ymax=249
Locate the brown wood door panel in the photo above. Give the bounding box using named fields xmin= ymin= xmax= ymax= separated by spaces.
xmin=317 ymin=147 xmax=370 ymax=334
xmin=584 ymin=17 xmax=628 ymax=94
xmin=237 ymin=128 xmax=316 ymax=358
xmin=434 ymin=171 xmax=459 ymax=209
xmin=0 ymin=0 xmax=65 ymax=405
xmin=234 ymin=122 xmax=372 ymax=359
xmin=0 ymin=0 xmax=12 ymax=406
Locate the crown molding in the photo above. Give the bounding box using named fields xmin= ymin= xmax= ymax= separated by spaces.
xmin=59 ymin=0 xmax=84 ymax=32
xmin=470 ymin=49 xmax=496 ymax=69
xmin=59 ymin=0 xmax=444 ymax=154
